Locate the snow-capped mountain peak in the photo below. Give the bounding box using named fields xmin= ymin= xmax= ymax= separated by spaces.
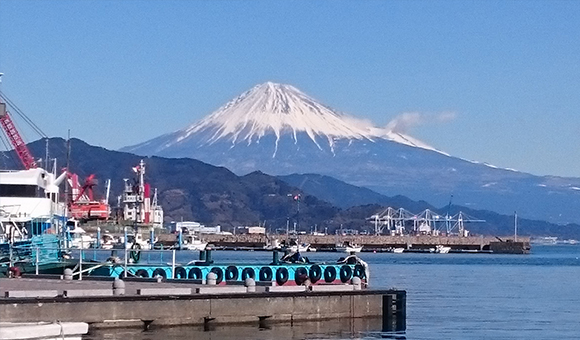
xmin=165 ymin=82 xmax=440 ymax=154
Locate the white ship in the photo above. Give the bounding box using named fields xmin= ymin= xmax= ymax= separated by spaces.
xmin=0 ymin=167 xmax=68 ymax=241
xmin=0 ymin=95 xmax=68 ymax=243
xmin=181 ymin=234 xmax=208 ymax=251
xmin=335 ymin=241 xmax=363 ymax=253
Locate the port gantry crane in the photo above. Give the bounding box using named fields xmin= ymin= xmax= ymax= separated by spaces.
xmin=368 ymin=206 xmax=486 ymax=237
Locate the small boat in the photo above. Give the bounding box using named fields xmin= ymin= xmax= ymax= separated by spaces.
xmin=65 ymin=220 xmax=95 ymax=249
xmin=435 ymin=245 xmax=451 ymax=254
xmin=67 ymin=227 xmax=95 ymax=249
xmin=263 ymin=238 xmax=281 ymax=251
xmin=180 ymin=234 xmax=208 ymax=251
xmin=0 ymin=322 xmax=88 ymax=340
xmin=392 ymin=248 xmax=405 ymax=253
xmin=290 ymin=243 xmax=315 ymax=253
xmin=335 ymin=241 xmax=363 ymax=253
xmin=99 ymin=233 xmax=117 ymax=250
xmin=113 ymin=233 xmax=151 ymax=250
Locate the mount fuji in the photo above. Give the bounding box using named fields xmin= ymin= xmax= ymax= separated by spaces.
xmin=121 ymin=82 xmax=580 ymax=225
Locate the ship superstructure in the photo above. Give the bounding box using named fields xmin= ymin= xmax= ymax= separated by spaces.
xmin=0 ymin=167 xmax=67 ymax=239
xmin=0 ymin=96 xmax=67 ymax=240
xmin=121 ymin=160 xmax=163 ymax=228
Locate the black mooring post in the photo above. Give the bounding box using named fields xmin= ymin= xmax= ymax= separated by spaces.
xmin=205 ymin=248 xmax=213 ymax=264
xmin=382 ymin=290 xmax=407 ymax=333
xmin=395 ymin=290 xmax=407 ymax=332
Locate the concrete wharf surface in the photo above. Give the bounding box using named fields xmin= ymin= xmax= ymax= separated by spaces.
xmin=0 ymin=277 xmax=207 ymax=297
xmin=0 ymin=277 xmax=404 ymax=331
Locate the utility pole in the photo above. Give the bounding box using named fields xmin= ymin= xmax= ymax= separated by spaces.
xmin=514 ymin=211 xmax=518 ymax=242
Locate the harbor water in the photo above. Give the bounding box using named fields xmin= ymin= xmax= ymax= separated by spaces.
xmin=85 ymin=245 xmax=580 ymax=340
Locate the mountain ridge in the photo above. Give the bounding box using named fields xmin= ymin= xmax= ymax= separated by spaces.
xmin=119 ymin=82 xmax=580 ymax=225
xmin=1 ymin=137 xmax=579 ymax=238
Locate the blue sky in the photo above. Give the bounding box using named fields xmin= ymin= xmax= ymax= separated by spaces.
xmin=0 ymin=0 xmax=578 ymax=177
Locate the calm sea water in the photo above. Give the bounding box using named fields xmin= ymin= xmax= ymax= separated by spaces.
xmin=87 ymin=245 xmax=580 ymax=340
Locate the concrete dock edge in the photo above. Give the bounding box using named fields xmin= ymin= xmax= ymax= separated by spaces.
xmin=0 ymin=289 xmax=404 ymax=330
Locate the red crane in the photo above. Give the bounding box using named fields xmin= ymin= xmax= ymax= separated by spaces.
xmin=67 ymin=172 xmax=110 ymax=221
xmin=0 ymin=93 xmax=110 ymax=221
xmin=0 ymin=102 xmax=37 ymax=169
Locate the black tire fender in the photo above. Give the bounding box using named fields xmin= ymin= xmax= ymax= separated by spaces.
xmin=225 ymin=265 xmax=239 ymax=281
xmin=210 ymin=267 xmax=223 ymax=284
xmin=188 ymin=267 xmax=203 ymax=280
xmin=339 ymin=265 xmax=353 ymax=283
xmin=241 ymin=267 xmax=255 ymax=280
xmin=135 ymin=269 xmax=149 ymax=278
xmin=152 ymin=268 xmax=167 ymax=278
xmin=324 ymin=266 xmax=337 ymax=283
xmin=353 ymin=264 xmax=366 ymax=279
xmin=276 ymin=267 xmax=289 ymax=285
xmin=294 ymin=267 xmax=308 ymax=285
xmin=174 ymin=266 xmax=187 ymax=279
xmin=309 ymin=264 xmax=322 ymax=283
xmin=259 ymin=266 xmax=273 ymax=282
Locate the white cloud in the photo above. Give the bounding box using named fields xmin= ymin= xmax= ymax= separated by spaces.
xmin=385 ymin=111 xmax=457 ymax=133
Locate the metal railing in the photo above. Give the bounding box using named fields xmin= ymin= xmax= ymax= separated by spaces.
xmin=2 ymin=238 xmax=205 ymax=280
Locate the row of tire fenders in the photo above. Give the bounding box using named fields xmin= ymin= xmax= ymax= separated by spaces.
xmin=126 ymin=264 xmax=367 ymax=286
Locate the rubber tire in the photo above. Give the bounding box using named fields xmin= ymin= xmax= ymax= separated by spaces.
xmin=135 ymin=269 xmax=149 ymax=278
xmin=225 ymin=265 xmax=239 ymax=281
xmin=276 ymin=267 xmax=289 ymax=286
xmin=188 ymin=267 xmax=203 ymax=280
xmin=210 ymin=267 xmax=223 ymax=284
xmin=259 ymin=267 xmax=273 ymax=282
xmin=353 ymin=264 xmax=366 ymax=279
xmin=174 ymin=267 xmax=187 ymax=279
xmin=152 ymin=268 xmax=167 ymax=278
xmin=294 ymin=267 xmax=308 ymax=285
xmin=324 ymin=266 xmax=337 ymax=283
xmin=339 ymin=265 xmax=352 ymax=283
xmin=309 ymin=265 xmax=322 ymax=283
xmin=241 ymin=267 xmax=255 ymax=280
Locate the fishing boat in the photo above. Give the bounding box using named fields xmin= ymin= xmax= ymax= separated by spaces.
xmin=290 ymin=243 xmax=315 ymax=253
xmin=0 ymin=322 xmax=89 ymax=340
xmin=0 ymin=167 xmax=71 ymax=276
xmin=84 ymin=247 xmax=370 ymax=287
xmin=335 ymin=241 xmax=363 ymax=253
xmin=0 ymin=94 xmax=77 ymax=276
xmin=435 ymin=245 xmax=451 ymax=254
xmin=65 ymin=219 xmax=95 ymax=249
xmin=179 ymin=234 xmax=208 ymax=251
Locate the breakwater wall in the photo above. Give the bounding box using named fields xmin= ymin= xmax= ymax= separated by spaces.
xmin=159 ymin=234 xmax=531 ymax=253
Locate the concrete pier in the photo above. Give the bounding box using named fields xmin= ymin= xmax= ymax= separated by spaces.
xmin=0 ymin=278 xmax=405 ymax=331
xmin=157 ymin=234 xmax=531 ymax=253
